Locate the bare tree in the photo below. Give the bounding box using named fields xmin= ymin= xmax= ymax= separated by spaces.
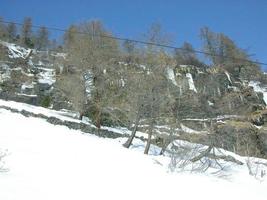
xmin=0 ymin=17 xmax=7 ymax=40
xmin=55 ymin=70 xmax=86 ymax=117
xmin=122 ymin=23 xmax=175 ymax=154
xmin=63 ymin=25 xmax=77 ymax=49
xmin=0 ymin=44 xmax=5 ymax=60
xmin=200 ymin=28 xmax=255 ymax=64
xmin=175 ymin=42 xmax=205 ymax=67
xmin=7 ymin=22 xmax=17 ymax=42
xmin=35 ymin=26 xmax=49 ymax=50
xmin=58 ymin=20 xmax=120 ymax=128
xmin=20 ymin=17 xmax=33 ymax=48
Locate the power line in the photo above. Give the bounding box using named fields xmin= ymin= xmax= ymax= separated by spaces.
xmin=1 ymin=19 xmax=267 ymax=66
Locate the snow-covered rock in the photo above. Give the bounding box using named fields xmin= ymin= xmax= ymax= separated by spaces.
xmin=166 ymin=67 xmax=178 ymax=86
xmin=0 ymin=41 xmax=32 ymax=59
xmin=186 ymin=73 xmax=197 ymax=93
xmin=249 ymin=81 xmax=267 ymax=105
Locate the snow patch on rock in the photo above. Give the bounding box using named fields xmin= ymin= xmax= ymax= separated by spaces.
xmin=166 ymin=67 xmax=178 ymax=86
xmin=249 ymin=81 xmax=267 ymax=105
xmin=186 ymin=73 xmax=197 ymax=93
xmin=225 ymin=71 xmax=232 ymax=84
xmin=0 ymin=41 xmax=31 ymax=59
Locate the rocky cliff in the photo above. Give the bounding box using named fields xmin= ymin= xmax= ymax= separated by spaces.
xmin=1 ymin=41 xmax=267 ymax=158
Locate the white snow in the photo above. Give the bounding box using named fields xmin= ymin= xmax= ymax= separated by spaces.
xmin=168 ymin=140 xmax=267 ymax=180
xmin=182 ymin=115 xmax=241 ymax=122
xmin=227 ymin=85 xmax=239 ymax=92
xmin=0 ymin=106 xmax=266 ymax=200
xmin=207 ymin=100 xmax=214 ymax=106
xmin=36 ymin=60 xmax=45 ymax=66
xmin=118 ymin=61 xmax=128 ymax=66
xmin=16 ymin=93 xmax=37 ymax=97
xmin=0 ymin=41 xmax=32 ymax=59
xmin=186 ymin=73 xmax=197 ymax=93
xmin=0 ymin=63 xmax=11 ymax=83
xmin=28 ymin=59 xmax=34 ymax=67
xmin=0 ymin=99 xmax=81 ymax=123
xmin=120 ymin=78 xmax=126 ymax=87
xmin=180 ymin=123 xmax=208 ymax=134
xmin=225 ymin=71 xmax=232 ymax=84
xmin=51 ymin=52 xmax=67 ymax=59
xmin=21 ymin=82 xmax=35 ymax=91
xmin=249 ymin=81 xmax=267 ymax=105
xmin=102 ymin=126 xmax=150 ymax=139
xmin=37 ymin=68 xmax=56 ymax=85
xmin=166 ymin=67 xmax=178 ymax=86
xmin=84 ymin=70 xmax=94 ymax=98
xmin=139 ymin=64 xmax=146 ymax=70
xmin=0 ymin=98 xmax=266 ymax=200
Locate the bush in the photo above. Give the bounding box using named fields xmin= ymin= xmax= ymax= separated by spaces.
xmin=41 ymin=96 xmax=51 ymax=108
xmin=85 ymin=105 xmax=129 ymax=127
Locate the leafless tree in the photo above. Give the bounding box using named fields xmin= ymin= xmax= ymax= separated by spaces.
xmin=20 ymin=17 xmax=33 ymax=47
xmin=35 ymin=26 xmax=49 ymax=50
xmin=58 ymin=20 xmax=120 ymax=128
xmin=0 ymin=17 xmax=7 ymax=40
xmin=123 ymin=27 xmax=174 ymax=154
xmin=7 ymin=22 xmax=17 ymax=42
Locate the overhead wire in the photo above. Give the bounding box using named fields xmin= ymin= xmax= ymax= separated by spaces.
xmin=1 ymin=19 xmax=266 ymax=66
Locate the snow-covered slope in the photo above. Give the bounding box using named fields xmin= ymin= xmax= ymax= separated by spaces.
xmin=0 ymin=104 xmax=267 ymax=200
xmin=0 ymin=99 xmax=80 ymax=123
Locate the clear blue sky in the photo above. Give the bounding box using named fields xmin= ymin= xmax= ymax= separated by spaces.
xmin=1 ymin=0 xmax=267 ymax=70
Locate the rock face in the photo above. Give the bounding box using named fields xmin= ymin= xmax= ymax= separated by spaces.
xmin=172 ymin=66 xmax=265 ymax=119
xmin=162 ymin=65 xmax=267 ymax=158
xmin=213 ymin=121 xmax=264 ymax=157
xmin=1 ymin=41 xmax=267 ymax=158
xmin=0 ymin=41 xmax=68 ymax=110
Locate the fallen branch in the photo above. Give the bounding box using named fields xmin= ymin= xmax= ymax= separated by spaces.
xmin=190 ymin=146 xmax=212 ymax=162
xmin=206 ymin=154 xmax=244 ymax=165
xmin=254 ymin=161 xmax=267 ymax=167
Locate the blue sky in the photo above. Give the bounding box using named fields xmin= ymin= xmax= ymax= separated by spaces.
xmin=1 ymin=0 xmax=267 ymax=70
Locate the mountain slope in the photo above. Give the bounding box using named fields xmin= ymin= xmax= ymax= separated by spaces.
xmin=0 ymin=105 xmax=267 ymax=200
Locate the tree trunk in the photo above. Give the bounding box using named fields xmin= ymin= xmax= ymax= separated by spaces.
xmin=95 ymin=91 xmax=101 ymax=129
xmin=95 ymin=107 xmax=101 ymax=129
xmin=144 ymin=120 xmax=154 ymax=154
xmin=160 ymin=121 xmax=175 ymax=155
xmin=123 ymin=115 xmax=140 ymax=148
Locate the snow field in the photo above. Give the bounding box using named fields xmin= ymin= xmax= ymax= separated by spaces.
xmin=0 ymin=108 xmax=266 ymax=200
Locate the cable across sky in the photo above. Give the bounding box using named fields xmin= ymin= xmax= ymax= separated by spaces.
xmin=1 ymin=19 xmax=267 ymax=66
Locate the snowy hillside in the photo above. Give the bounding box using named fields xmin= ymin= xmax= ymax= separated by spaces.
xmin=0 ymin=101 xmax=267 ymax=200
